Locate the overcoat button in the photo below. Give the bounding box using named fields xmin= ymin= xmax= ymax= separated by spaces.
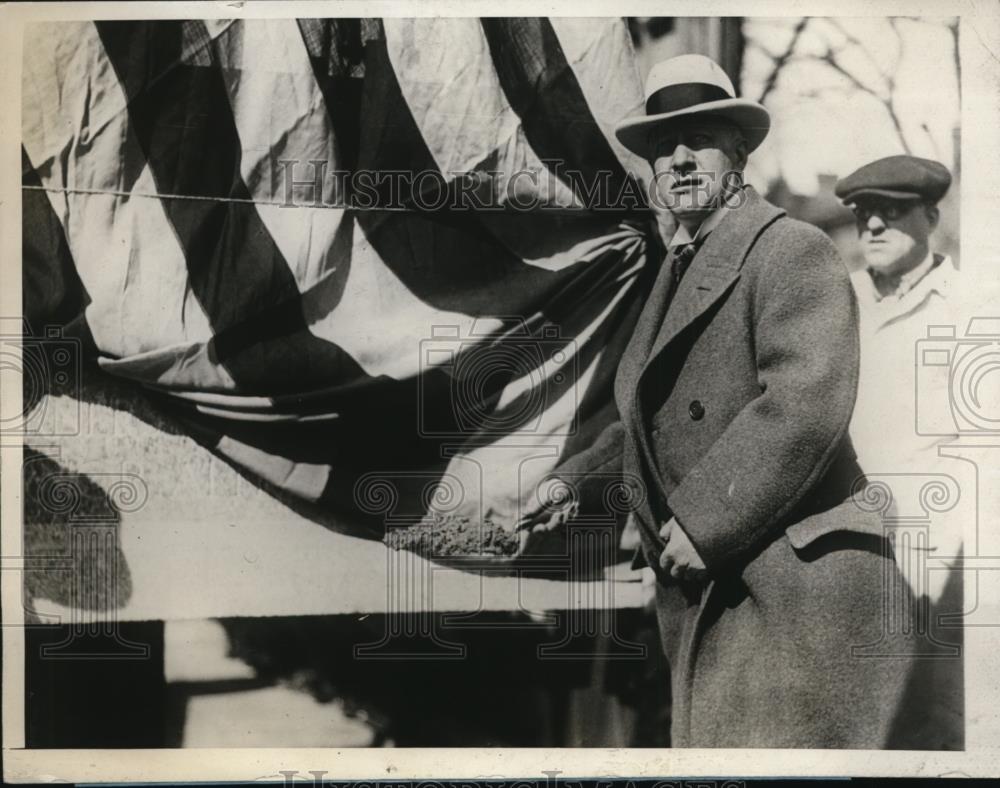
xmin=689 ymin=400 xmax=705 ymax=420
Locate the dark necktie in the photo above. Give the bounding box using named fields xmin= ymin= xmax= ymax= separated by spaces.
xmin=670 ymin=241 xmax=698 ymax=290
xmin=669 ymin=241 xmax=700 ymax=295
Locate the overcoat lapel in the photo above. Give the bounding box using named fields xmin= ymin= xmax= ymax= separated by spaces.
xmin=614 ymin=245 xmax=678 ymax=410
xmin=617 ymin=189 xmax=786 ymax=532
xmin=614 ymin=248 xmax=679 ymax=540
xmin=640 ymin=188 xmax=785 ymax=379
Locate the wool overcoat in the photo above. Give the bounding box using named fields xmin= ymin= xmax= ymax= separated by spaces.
xmin=557 ymin=187 xmax=919 ymax=748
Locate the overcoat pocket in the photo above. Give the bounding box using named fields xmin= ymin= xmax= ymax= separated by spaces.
xmin=784 ymin=505 xmax=887 ymax=551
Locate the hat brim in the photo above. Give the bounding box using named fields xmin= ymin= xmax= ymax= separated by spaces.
xmin=614 ymin=99 xmax=771 ymax=159
xmin=838 ymin=188 xmax=927 ymax=204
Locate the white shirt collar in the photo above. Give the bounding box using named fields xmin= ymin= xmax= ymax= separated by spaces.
xmin=898 ymin=251 xmax=937 ymax=293
xmin=925 ymin=253 xmax=956 ymax=297
xmin=868 ymin=250 xmax=937 ymax=301
xmin=668 ymin=202 xmax=730 ymax=249
xmin=856 ymin=253 xmax=956 ymax=326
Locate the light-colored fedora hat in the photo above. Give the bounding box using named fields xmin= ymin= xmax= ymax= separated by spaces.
xmin=615 ymin=54 xmax=770 ymax=159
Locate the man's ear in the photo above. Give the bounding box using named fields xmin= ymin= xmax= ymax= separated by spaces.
xmin=733 ymin=135 xmax=749 ymax=171
xmin=925 ymin=203 xmax=940 ymax=230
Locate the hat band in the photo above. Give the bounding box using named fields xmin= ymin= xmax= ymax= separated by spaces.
xmin=645 ymin=82 xmax=733 ymax=116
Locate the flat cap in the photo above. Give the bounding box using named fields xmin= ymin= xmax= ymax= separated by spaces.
xmin=835 ymin=155 xmax=952 ymax=204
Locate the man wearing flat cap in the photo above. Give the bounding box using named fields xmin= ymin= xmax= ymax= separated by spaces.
xmin=836 ymin=155 xmax=963 ymax=749
xmin=835 ymin=155 xmax=961 ymax=592
xmin=520 ymin=54 xmax=917 ymax=748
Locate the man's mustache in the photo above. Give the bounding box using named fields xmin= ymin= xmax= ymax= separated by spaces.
xmin=668 ymin=173 xmax=704 ymax=187
xmin=647 ymin=170 xmax=746 ymax=211
xmin=652 ymin=169 xmax=743 ymax=187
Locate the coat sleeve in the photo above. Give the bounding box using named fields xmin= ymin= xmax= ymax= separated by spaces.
xmin=666 ymin=223 xmax=860 ymax=570
xmin=557 ymin=419 xmax=625 ymax=477
xmin=548 ymin=419 xmax=626 ymax=518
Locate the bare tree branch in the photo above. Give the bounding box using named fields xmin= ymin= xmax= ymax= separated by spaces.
xmin=948 ymin=17 xmax=961 ymax=105
xmin=758 ymin=18 xmax=810 ymax=103
xmin=820 ymin=50 xmax=911 ymax=153
xmin=744 ymin=14 xmax=960 ymax=160
xmin=887 ymin=18 xmax=906 ymax=75
xmin=921 ymin=122 xmax=942 ymax=160
xmin=818 ymin=52 xmax=875 ymax=94
xmin=747 ymin=39 xmax=785 ymax=61
xmin=823 ymin=19 xmax=891 ymax=83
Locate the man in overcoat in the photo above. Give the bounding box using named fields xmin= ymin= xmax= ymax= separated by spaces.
xmin=519 ymin=55 xmax=917 ymax=748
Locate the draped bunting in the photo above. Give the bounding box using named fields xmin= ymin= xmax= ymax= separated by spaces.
xmin=22 ymin=17 xmax=654 ymax=530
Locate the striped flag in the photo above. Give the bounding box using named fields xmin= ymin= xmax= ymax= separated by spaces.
xmin=22 ymin=18 xmax=654 ymax=530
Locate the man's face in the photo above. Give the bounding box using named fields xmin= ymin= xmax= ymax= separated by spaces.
xmin=852 ymin=197 xmax=936 ymax=275
xmin=649 ymin=118 xmax=746 ymax=223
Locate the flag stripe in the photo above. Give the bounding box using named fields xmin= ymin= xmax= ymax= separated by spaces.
xmin=22 ymin=148 xmax=89 ymax=330
xmin=355 ymin=27 xmax=629 ymax=321
xmin=481 ymin=18 xmax=637 ymax=210
xmin=24 ymin=17 xmax=653 ymax=530
xmin=383 ymin=18 xmax=581 ymax=211
xmin=21 ymin=21 xmax=218 ymax=358
xmin=95 ymin=20 xmax=296 ymax=330
xmin=96 ymin=20 xmax=369 ymax=394
xmin=296 ymin=18 xmax=368 ymax=181
xmin=548 ymin=18 xmax=650 ymax=181
xmin=212 ymin=20 xmax=353 ymax=301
